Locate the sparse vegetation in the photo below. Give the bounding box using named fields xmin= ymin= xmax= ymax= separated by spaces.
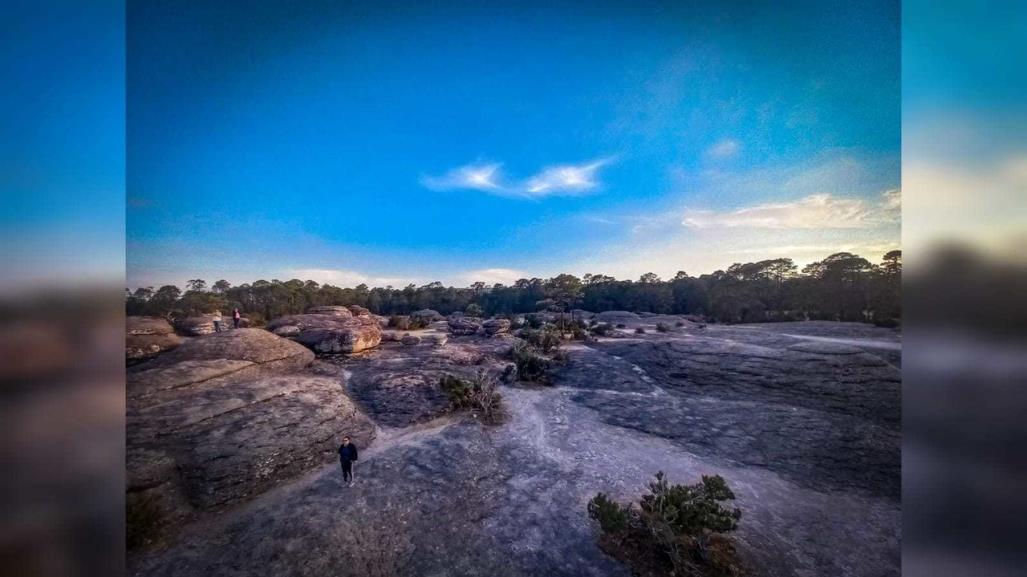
xmin=439 ymin=370 xmax=505 ymax=425
xmin=587 ymin=472 xmax=744 ymax=577
xmin=521 ymin=326 xmax=562 ymax=353
xmin=675 ymin=320 xmax=685 ymax=327
xmin=635 ymin=327 xmax=646 ymax=334
xmin=656 ymin=322 xmax=671 ymax=333
xmin=126 ymin=491 xmax=165 ymax=550
xmin=510 ymin=341 xmax=553 ymax=384
xmin=590 ymin=322 xmax=614 ymax=337
xmin=465 ymin=303 xmax=484 ymax=317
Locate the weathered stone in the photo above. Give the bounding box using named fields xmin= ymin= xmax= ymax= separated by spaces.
xmin=305 ymin=306 xmax=353 ymax=318
xmin=447 ymin=317 xmax=481 ymax=336
xmin=267 ymin=314 xmax=382 ymax=354
xmin=146 ymin=328 xmax=314 ymax=372
xmin=127 ymin=317 xmax=181 ymax=360
xmin=401 ymin=334 xmax=421 ymax=345
xmin=175 ymin=315 xmax=220 ymax=336
xmin=482 ymin=318 xmax=511 ymax=336
xmin=375 ymin=315 xmax=390 ymax=329
xmin=594 ymin=310 xmax=640 ymax=323
xmin=426 ymin=333 xmax=448 ymax=347
xmin=127 ymin=316 xmax=175 ymax=336
xmin=348 ymin=305 xmax=371 ymax=317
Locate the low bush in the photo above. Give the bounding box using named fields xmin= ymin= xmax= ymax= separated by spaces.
xmin=656 ymin=322 xmax=671 ymax=333
xmin=675 ymin=320 xmax=685 ymax=327
xmin=439 ymin=370 xmax=505 ymax=425
xmin=521 ymin=326 xmax=562 ymax=353
xmin=590 ymin=322 xmax=615 ymax=337
xmin=388 ymin=315 xmax=411 ymax=330
xmin=587 ymin=472 xmax=744 ymax=577
xmin=511 ymin=342 xmax=553 ymax=384
xmin=635 ymin=327 xmax=646 ymax=334
xmin=616 ymin=323 xmax=626 ymax=329
xmin=525 ymin=314 xmax=544 ymax=329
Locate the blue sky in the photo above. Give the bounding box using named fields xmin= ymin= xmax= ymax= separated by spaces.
xmin=127 ymin=0 xmax=900 ymax=288
xmin=2 ymin=0 xmax=124 ymax=291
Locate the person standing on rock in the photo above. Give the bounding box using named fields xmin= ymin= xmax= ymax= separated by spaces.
xmin=232 ymin=308 xmax=241 ymax=329
xmin=212 ymin=310 xmax=223 ymax=333
xmin=338 ymin=436 xmax=358 ymax=487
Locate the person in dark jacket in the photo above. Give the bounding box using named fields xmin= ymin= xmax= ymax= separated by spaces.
xmin=338 ymin=436 xmax=358 ymax=486
xmin=232 ymin=308 xmax=241 ymax=329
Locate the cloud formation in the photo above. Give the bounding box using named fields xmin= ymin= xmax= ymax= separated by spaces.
xmin=420 ymin=162 xmax=503 ymax=192
xmin=706 ymin=139 xmax=740 ymax=160
xmin=421 ymin=158 xmax=611 ymax=199
xmin=289 ymin=268 xmax=410 ymax=287
xmin=457 ymin=268 xmax=528 ymax=285
xmin=682 ymin=190 xmax=900 ymax=230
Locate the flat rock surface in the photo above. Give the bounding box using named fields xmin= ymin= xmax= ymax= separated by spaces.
xmin=130 ymin=321 xmax=900 ymax=577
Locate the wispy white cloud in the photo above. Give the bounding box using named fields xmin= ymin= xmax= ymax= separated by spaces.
xmin=523 ymin=159 xmax=610 ymax=197
xmin=681 ymin=190 xmax=900 ymax=230
xmin=419 ymin=162 xmax=504 ymax=192
xmin=421 ymin=158 xmax=612 ymax=199
xmin=457 ymin=267 xmax=527 ymax=285
xmin=289 ymin=268 xmax=411 ymax=287
xmin=705 ymin=139 xmax=740 ymax=160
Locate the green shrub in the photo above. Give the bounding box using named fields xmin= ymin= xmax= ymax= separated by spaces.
xmin=656 ymin=322 xmax=671 ymax=333
xmin=587 ymin=493 xmax=630 ymax=534
xmin=438 ymin=370 xmax=505 ymax=425
xmin=587 ymin=472 xmax=743 ymax=577
xmin=590 ymin=323 xmax=614 ymax=337
xmin=465 ymin=303 xmax=484 ymax=317
xmin=525 ymin=314 xmax=544 ymax=329
xmin=511 ymin=342 xmax=552 ymax=383
xmin=521 ymin=327 xmax=562 ymax=353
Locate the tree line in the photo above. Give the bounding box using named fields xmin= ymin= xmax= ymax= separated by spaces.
xmin=125 ymin=251 xmax=901 ymax=326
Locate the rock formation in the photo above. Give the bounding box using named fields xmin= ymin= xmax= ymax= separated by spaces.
xmin=267 ymin=314 xmax=382 ymax=354
xmin=126 ymin=316 xmax=182 ymax=361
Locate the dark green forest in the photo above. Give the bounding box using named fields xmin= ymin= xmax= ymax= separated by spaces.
xmin=125 ymin=251 xmax=901 ymax=327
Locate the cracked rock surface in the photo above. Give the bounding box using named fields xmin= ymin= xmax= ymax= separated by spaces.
xmin=129 ymin=321 xmax=900 ymax=577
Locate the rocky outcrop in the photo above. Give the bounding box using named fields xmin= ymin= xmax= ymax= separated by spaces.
xmin=126 ymin=317 xmax=182 ymax=361
xmin=267 ymin=314 xmax=382 ymax=354
xmin=126 ymin=329 xmax=373 ymax=535
xmin=401 ymin=334 xmax=421 ymax=346
xmin=447 ymin=317 xmax=481 ymax=336
xmin=348 ymin=305 xmax=372 ymax=317
xmin=594 ymin=310 xmax=640 ymax=323
xmin=305 ymin=306 xmax=353 ymax=318
xmin=482 ymin=318 xmax=511 ymax=336
xmin=175 ymin=315 xmax=219 ymax=336
xmin=375 ymin=315 xmax=390 ymax=329
xmin=426 ymin=333 xmax=448 ymax=347
xmin=389 ymin=315 xmax=412 ymax=330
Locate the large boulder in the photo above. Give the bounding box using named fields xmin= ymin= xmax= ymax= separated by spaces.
xmin=126 ymin=316 xmax=181 ymax=361
xmin=389 ymin=315 xmax=412 ymax=330
xmin=447 ymin=317 xmax=481 ymax=336
xmin=401 ymin=334 xmax=422 ymax=346
xmin=147 ymin=328 xmax=314 ymax=373
xmin=305 ymin=305 xmax=353 ymax=318
xmin=126 ymin=329 xmax=371 ymax=534
xmin=348 ymin=305 xmax=372 ymax=317
xmin=175 ymin=315 xmax=219 ymax=336
xmin=482 ymin=318 xmax=511 ymax=336
xmin=267 ymin=314 xmax=382 ymax=354
xmin=128 ymin=372 xmax=374 ymax=511
xmin=411 ymin=309 xmax=444 ymax=323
